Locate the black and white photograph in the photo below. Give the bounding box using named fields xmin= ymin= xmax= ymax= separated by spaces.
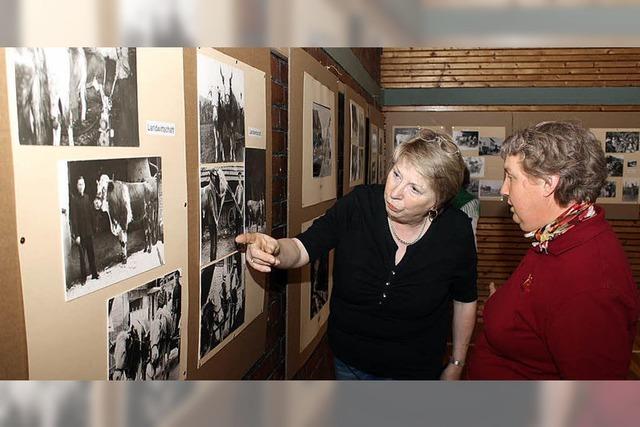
xmin=467 ymin=178 xmax=479 ymax=198
xmin=200 ymin=164 xmax=245 ymax=266
xmin=479 ymin=136 xmax=503 ymax=156
xmin=453 ymin=130 xmax=479 ymax=150
xmin=628 ymin=160 xmax=638 ymax=169
xmin=310 ymin=252 xmax=329 ymax=320
xmin=369 ymin=126 xmax=378 ymax=184
xmin=199 ymin=252 xmax=245 ymax=361
xmin=464 ymin=156 xmax=485 ymax=178
xmin=61 ymin=157 xmax=164 ymax=301
xmin=393 ymin=126 xmax=419 ymax=148
xmin=245 ymin=148 xmax=266 ymax=234
xmin=12 ymin=48 xmax=138 ymax=146
xmin=623 ymin=179 xmax=639 ymax=202
xmin=600 ymin=180 xmax=617 ymax=198
xmin=479 ymin=180 xmax=503 ymax=199
xmin=108 ymin=269 xmax=182 ymax=380
xmin=198 ymin=53 xmax=245 ymax=164
xmin=349 ymin=101 xmax=365 ymax=183
xmin=606 ymin=154 xmax=624 ymax=177
xmin=312 ymin=102 xmax=332 ymax=178
xmin=605 ymin=131 xmax=639 ymax=153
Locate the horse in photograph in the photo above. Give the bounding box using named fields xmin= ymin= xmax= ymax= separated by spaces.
xmin=110 ymin=324 xmax=149 ymax=381
xmin=94 ymin=171 xmax=159 ymax=263
xmin=147 ymin=298 xmax=175 ymax=380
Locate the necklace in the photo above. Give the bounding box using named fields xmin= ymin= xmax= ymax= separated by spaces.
xmin=388 ymin=217 xmax=429 ymax=246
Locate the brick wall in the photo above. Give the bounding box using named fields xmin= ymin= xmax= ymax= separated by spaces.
xmin=243 ymin=51 xmax=289 ymax=379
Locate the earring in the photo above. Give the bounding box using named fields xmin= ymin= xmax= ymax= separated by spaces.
xmin=426 ymin=208 xmax=439 ymax=221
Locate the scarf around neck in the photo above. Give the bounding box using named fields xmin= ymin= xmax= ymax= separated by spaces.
xmin=524 ymin=201 xmax=597 ymax=254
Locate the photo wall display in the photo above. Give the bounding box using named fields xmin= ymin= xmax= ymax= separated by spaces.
xmin=349 ymin=100 xmax=366 ymax=186
xmin=302 ymin=72 xmax=337 ymax=207
xmin=452 ymin=126 xmax=506 ymax=200
xmin=591 ymin=129 xmax=640 ymax=204
xmin=107 ymin=269 xmax=182 ymax=380
xmin=299 ymin=217 xmax=333 ymax=352
xmin=5 ymin=48 xmax=189 ymax=379
xmin=196 ymin=48 xmax=267 ymax=367
xmin=9 ymin=48 xmax=139 ymax=147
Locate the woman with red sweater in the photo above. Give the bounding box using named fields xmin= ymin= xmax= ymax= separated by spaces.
xmin=466 ymin=121 xmax=640 ymax=380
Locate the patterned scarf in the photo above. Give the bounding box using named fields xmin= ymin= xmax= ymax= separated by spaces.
xmin=524 ymin=201 xmax=597 ymax=254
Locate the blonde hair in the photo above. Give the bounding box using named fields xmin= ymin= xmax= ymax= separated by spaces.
xmin=392 ymin=128 xmax=465 ymax=209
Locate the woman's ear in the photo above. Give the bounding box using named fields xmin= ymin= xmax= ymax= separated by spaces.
xmin=543 ymin=175 xmax=560 ymax=197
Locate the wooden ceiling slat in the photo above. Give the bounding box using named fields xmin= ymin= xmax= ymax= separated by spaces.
xmin=382 ymin=67 xmax=640 ymax=77
xmin=381 ymin=54 xmax=640 ymax=64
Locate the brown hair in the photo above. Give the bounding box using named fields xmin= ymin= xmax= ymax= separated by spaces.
xmin=501 ymin=121 xmax=607 ymax=205
xmin=393 ymin=128 xmax=465 ymax=209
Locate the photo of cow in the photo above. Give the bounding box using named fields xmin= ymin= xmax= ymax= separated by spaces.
xmin=312 ymin=102 xmax=332 ymax=178
xmin=107 ymin=269 xmax=182 ymax=380
xmin=198 ymin=53 xmax=245 ymax=164
xmin=200 ymin=164 xmax=245 ymax=266
xmin=310 ymin=252 xmax=329 ymax=320
xmin=11 ymin=48 xmax=138 ymax=146
xmin=61 ymin=157 xmax=164 ymax=301
xmin=199 ymin=252 xmax=245 ymax=362
xmin=245 ymin=148 xmax=266 ymax=234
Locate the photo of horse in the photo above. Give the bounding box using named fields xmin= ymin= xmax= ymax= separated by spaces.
xmin=245 ymin=148 xmax=266 ymax=234
xmin=107 ymin=269 xmax=182 ymax=380
xmin=11 ymin=48 xmax=138 ymax=146
xmin=198 ymin=53 xmax=245 ymax=165
xmin=200 ymin=164 xmax=245 ymax=266
xmin=61 ymin=157 xmax=164 ymax=301
xmin=199 ymin=252 xmax=245 ymax=362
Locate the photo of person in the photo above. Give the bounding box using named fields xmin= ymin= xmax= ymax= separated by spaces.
xmin=107 ymin=270 xmax=182 ymax=380
xmin=11 ymin=48 xmax=139 ymax=146
xmin=199 ymin=252 xmax=245 ymax=361
xmin=606 ymin=154 xmax=624 ymax=177
xmin=312 ymin=102 xmax=332 ymax=178
xmin=453 ymin=130 xmax=479 ymax=149
xmin=605 ymin=131 xmax=639 ymax=153
xmin=198 ymin=53 xmax=245 ymax=164
xmin=464 ymin=156 xmax=485 ymax=178
xmin=200 ymin=165 xmax=245 ymax=266
xmin=623 ymin=179 xmax=639 ymax=202
xmin=600 ymin=180 xmax=617 ymax=198
xmin=61 ymin=157 xmax=164 ymax=301
xmin=479 ymin=136 xmax=503 ymax=156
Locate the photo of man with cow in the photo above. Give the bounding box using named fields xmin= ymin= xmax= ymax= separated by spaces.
xmin=200 ymin=165 xmax=245 ymax=266
xmin=61 ymin=156 xmax=164 ymax=301
xmin=107 ymin=269 xmax=181 ymax=380
xmin=199 ymin=252 xmax=245 ymax=362
xmin=11 ymin=48 xmax=139 ymax=147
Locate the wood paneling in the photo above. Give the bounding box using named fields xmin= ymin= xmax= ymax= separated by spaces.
xmin=381 ymin=48 xmax=640 ymax=88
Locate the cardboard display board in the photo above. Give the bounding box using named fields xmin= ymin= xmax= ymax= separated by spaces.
xmin=185 ymin=48 xmax=271 ymax=379
xmin=5 ymin=48 xmax=189 ymax=379
xmin=343 ymin=86 xmax=369 ymax=193
xmin=0 ymin=49 xmax=29 ymax=379
xmin=287 ymin=48 xmax=340 ymax=378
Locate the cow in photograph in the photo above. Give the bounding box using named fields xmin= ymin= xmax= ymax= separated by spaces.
xmin=94 ymin=169 xmax=159 ymax=263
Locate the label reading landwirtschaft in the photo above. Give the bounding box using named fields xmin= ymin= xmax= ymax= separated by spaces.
xmin=146 ymin=121 xmax=176 ymax=137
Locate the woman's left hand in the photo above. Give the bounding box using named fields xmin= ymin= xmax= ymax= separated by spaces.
xmin=440 ymin=363 xmax=463 ymax=381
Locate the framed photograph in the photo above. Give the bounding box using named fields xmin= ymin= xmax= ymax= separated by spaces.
xmin=198 ymin=54 xmax=245 ymax=164
xmin=479 ymin=136 xmax=503 ymax=156
xmin=200 ymin=165 xmax=245 ymax=266
xmin=479 ymin=179 xmax=503 ymax=200
xmin=312 ymin=102 xmax=332 ymax=178
xmin=60 ymin=157 xmax=163 ymax=301
xmin=453 ymin=130 xmax=479 ymax=150
xmin=11 ymin=48 xmax=139 ymax=146
xmin=605 ymin=131 xmax=639 ymax=153
xmin=600 ymin=180 xmax=617 ymax=198
xmin=623 ymin=179 xmax=639 ymax=202
xmin=464 ymin=156 xmax=485 ymax=178
xmin=393 ymin=126 xmax=419 ymax=148
xmin=199 ymin=252 xmax=245 ymax=363
xmin=107 ymin=270 xmax=182 ymax=380
xmin=606 ymin=155 xmax=624 ymax=177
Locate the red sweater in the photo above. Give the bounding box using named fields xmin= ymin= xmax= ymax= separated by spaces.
xmin=467 ymin=207 xmax=639 ymax=380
